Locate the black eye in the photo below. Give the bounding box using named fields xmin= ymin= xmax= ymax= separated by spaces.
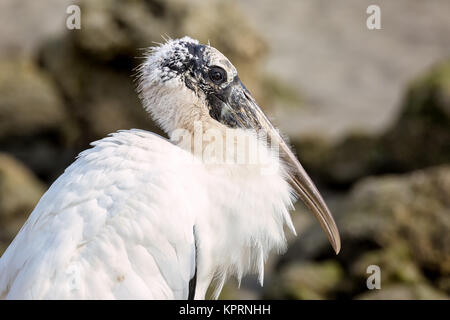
xmin=208 ymin=67 xmax=226 ymax=84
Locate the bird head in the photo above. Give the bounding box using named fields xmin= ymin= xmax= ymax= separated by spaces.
xmin=137 ymin=36 xmax=249 ymax=133
xmin=138 ymin=36 xmax=340 ymax=254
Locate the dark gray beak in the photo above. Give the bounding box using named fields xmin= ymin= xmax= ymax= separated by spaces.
xmin=224 ymin=79 xmax=341 ymax=254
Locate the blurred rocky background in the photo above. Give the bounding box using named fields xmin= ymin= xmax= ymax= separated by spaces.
xmin=0 ymin=0 xmax=449 ymax=299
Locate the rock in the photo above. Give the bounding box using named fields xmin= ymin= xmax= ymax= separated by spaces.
xmin=293 ymin=133 xmax=383 ymax=187
xmin=437 ymin=276 xmax=450 ymax=293
xmin=350 ymin=243 xmax=425 ymax=288
xmin=0 ymin=153 xmax=45 ymax=254
xmin=265 ymin=165 xmax=450 ymax=299
xmin=0 ymin=57 xmax=78 ymax=183
xmin=217 ymin=282 xmax=260 ymax=300
xmin=39 ymin=37 xmax=157 ymax=142
xmin=342 ymin=165 xmax=450 ymax=276
xmin=265 ymin=260 xmax=344 ymax=299
xmin=0 ymin=58 xmax=67 ymax=139
xmin=380 ymin=60 xmax=450 ymax=172
xmin=355 ymin=283 xmax=448 ymax=300
xmin=74 ymin=0 xmax=165 ymax=60
xmin=339 ymin=165 xmax=450 ymax=298
xmin=293 ymin=59 xmax=450 ymax=187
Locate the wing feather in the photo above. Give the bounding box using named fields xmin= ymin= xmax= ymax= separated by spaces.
xmin=0 ymin=130 xmax=206 ymax=299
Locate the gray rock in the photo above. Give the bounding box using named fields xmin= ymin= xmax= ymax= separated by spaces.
xmin=381 ymin=60 xmax=450 ymax=172
xmin=0 ymin=58 xmax=67 ymax=139
xmin=293 ymin=59 xmax=450 ymax=186
xmin=266 ymin=260 xmax=344 ymax=299
xmin=39 ymin=37 xmax=158 ymax=141
xmin=0 ymin=153 xmax=45 ymax=254
xmin=0 ymin=57 xmax=78 ymax=183
xmin=342 ymin=165 xmax=450 ymax=276
xmin=356 ymin=283 xmax=448 ymax=300
xmin=265 ymin=165 xmax=450 ymax=299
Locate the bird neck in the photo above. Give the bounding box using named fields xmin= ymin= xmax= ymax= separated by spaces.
xmin=141 ymin=81 xmax=210 ymax=135
xmin=190 ymin=132 xmax=296 ymax=299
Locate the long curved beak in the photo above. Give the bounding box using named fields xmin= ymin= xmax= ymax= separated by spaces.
xmin=225 ymin=79 xmax=341 ymax=254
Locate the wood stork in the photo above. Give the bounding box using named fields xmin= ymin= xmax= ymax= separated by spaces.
xmin=0 ymin=37 xmax=340 ymax=300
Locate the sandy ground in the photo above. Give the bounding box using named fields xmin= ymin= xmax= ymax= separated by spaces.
xmin=1 ymin=0 xmax=449 ymax=140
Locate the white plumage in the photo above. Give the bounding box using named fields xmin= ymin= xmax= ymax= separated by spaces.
xmin=0 ymin=37 xmax=339 ymax=300
xmin=1 ymin=131 xmax=201 ymax=299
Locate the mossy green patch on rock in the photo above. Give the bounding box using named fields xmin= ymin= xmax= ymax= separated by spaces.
xmin=342 ymin=165 xmax=450 ymax=275
xmin=266 ymin=165 xmax=450 ymax=299
xmin=356 ymin=283 xmax=448 ymax=300
xmin=266 ymin=260 xmax=344 ymax=299
xmin=351 ymin=242 xmax=425 ymax=286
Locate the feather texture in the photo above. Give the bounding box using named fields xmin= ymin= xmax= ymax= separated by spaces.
xmin=0 ymin=129 xmax=294 ymax=299
xmin=0 ymin=130 xmax=204 ymax=299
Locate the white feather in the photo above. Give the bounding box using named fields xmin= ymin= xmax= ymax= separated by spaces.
xmin=0 ymin=128 xmax=294 ymax=299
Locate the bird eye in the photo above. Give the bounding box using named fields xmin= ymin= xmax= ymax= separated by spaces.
xmin=208 ymin=67 xmax=226 ymax=84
